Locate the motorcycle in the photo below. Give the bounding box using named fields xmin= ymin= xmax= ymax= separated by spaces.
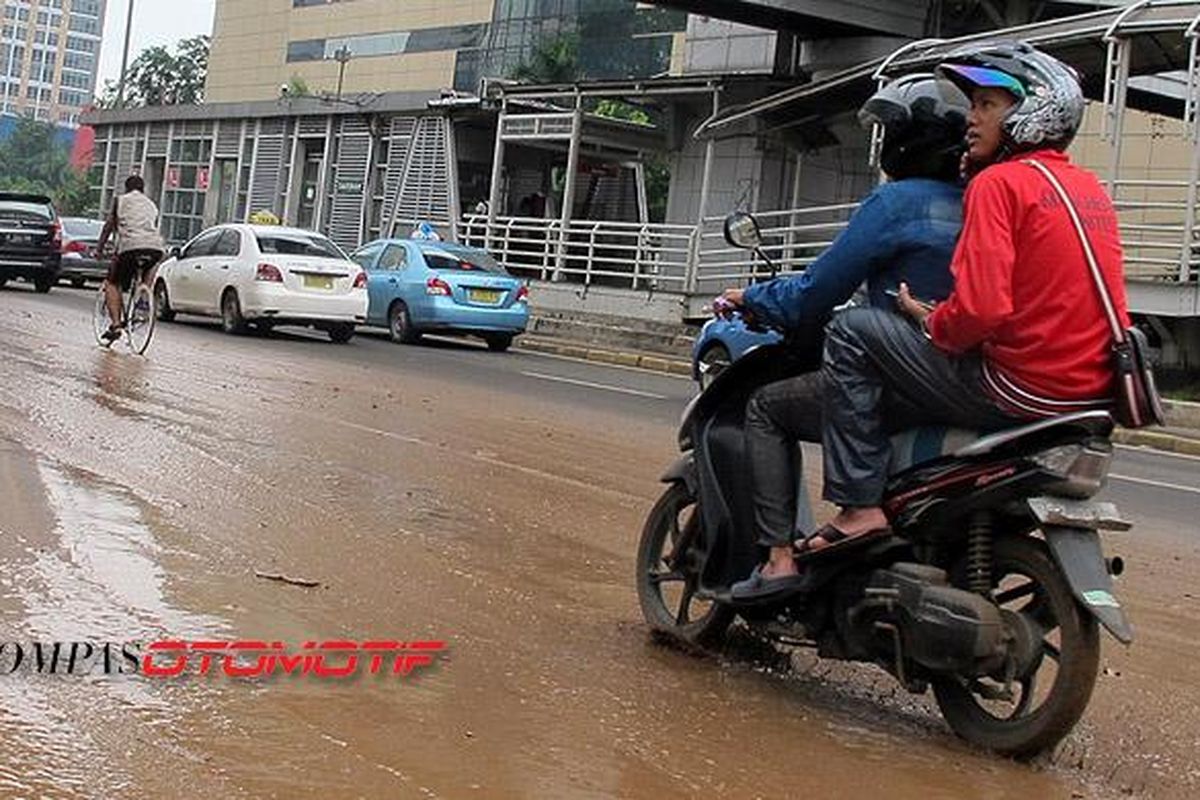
xmin=635 ymin=211 xmax=1133 ymax=758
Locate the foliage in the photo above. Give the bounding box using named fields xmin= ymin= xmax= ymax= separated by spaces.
xmin=0 ymin=118 xmax=94 ymax=215
xmin=97 ymin=35 xmax=210 ymax=108
xmin=285 ymin=75 xmax=312 ymax=97
xmin=594 ymin=99 xmax=652 ymax=126
xmin=510 ymin=34 xmax=581 ymax=84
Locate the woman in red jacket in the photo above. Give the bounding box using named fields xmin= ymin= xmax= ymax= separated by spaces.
xmin=806 ymin=41 xmax=1129 ymax=556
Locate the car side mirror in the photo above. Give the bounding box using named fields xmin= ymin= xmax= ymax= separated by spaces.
xmin=169 ymin=245 xmax=182 ymax=260
xmin=724 ymin=212 xmax=762 ymax=250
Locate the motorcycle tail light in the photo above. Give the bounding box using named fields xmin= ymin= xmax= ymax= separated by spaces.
xmin=256 ymin=263 xmax=284 ymax=282
xmin=1032 ymin=439 xmax=1113 ymax=499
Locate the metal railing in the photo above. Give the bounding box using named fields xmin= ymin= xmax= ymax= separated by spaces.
xmin=462 ymin=189 xmax=1196 ymax=307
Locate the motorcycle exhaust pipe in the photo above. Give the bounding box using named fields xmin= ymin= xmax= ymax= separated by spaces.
xmin=1106 ymin=556 xmax=1125 ymax=577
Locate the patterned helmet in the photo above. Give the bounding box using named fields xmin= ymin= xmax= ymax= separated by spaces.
xmin=858 ymin=73 xmax=969 ymax=180
xmin=936 ymin=41 xmax=1084 ymax=154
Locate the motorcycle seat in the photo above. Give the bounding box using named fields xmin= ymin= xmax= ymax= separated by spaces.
xmin=888 ymin=411 xmax=1114 ymax=474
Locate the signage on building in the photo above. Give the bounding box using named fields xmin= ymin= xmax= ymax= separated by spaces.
xmin=198 ymin=167 xmax=210 ymax=191
xmin=167 ymin=167 xmax=180 ymax=188
xmin=336 ymin=180 xmax=364 ymax=195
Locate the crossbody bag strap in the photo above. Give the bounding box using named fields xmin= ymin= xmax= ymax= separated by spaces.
xmin=1021 ymin=159 xmax=1126 ymax=345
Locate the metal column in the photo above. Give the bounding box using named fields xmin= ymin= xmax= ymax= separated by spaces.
xmin=1180 ymin=12 xmax=1200 ymax=284
xmin=687 ymin=88 xmax=720 ymax=294
xmin=553 ymin=96 xmax=583 ymax=282
xmin=486 ymin=103 xmax=507 ymax=251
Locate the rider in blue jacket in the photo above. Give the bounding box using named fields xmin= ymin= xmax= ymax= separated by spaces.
xmin=721 ymin=74 xmax=968 ymax=600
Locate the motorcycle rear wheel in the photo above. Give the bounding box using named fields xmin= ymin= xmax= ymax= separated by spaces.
xmin=933 ymin=535 xmax=1100 ymax=758
xmin=636 ymin=482 xmax=734 ymax=648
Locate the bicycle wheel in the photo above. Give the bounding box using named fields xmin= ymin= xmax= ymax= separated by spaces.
xmin=93 ymin=286 xmax=115 ymax=345
xmin=124 ymin=283 xmax=156 ymax=354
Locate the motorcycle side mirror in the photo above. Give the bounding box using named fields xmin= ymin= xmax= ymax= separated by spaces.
xmin=724 ymin=212 xmax=762 ymax=250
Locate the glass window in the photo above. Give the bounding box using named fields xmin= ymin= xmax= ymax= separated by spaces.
xmin=212 ymin=229 xmax=242 ymax=257
xmin=62 ymin=217 xmax=103 ymax=237
xmin=420 ymin=245 xmax=505 ymax=274
xmin=182 ymin=229 xmax=221 ymax=259
xmin=350 ymin=241 xmax=383 ymax=268
xmin=256 ymin=232 xmax=345 ymax=260
xmin=378 ymin=243 xmax=407 ymax=270
xmin=0 ymin=199 xmax=54 ymax=222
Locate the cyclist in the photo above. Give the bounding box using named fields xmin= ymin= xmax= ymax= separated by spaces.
xmin=96 ymin=175 xmax=165 ymax=345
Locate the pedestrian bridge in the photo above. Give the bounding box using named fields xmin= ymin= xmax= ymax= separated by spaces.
xmin=477 ymin=0 xmax=1200 ymax=323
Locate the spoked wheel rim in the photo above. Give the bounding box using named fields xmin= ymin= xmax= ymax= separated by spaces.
xmin=933 ymin=536 xmax=1100 ymax=757
xmin=125 ymin=284 xmax=156 ymax=354
xmin=93 ymin=286 xmax=115 ymax=345
xmin=636 ymin=483 xmax=733 ymax=646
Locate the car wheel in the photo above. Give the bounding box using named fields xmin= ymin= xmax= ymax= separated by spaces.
xmin=328 ymin=323 xmax=355 ymax=344
xmin=485 ymin=333 xmax=513 ymax=353
xmin=220 ymin=289 xmax=248 ymax=335
xmin=697 ymin=343 xmax=732 ymax=391
xmin=33 ymin=276 xmax=53 ymax=294
xmin=387 ymin=301 xmax=421 ymax=344
xmin=154 ymin=281 xmax=176 ymax=322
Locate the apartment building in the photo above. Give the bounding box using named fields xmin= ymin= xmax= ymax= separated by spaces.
xmin=206 ymin=0 xmax=688 ymax=103
xmin=0 ymin=0 xmax=104 ymax=128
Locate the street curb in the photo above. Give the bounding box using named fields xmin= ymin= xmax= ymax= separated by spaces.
xmin=516 ymin=338 xmax=693 ymax=377
xmin=515 ymin=338 xmax=1200 ymax=457
xmin=1112 ymin=427 xmax=1200 ymax=457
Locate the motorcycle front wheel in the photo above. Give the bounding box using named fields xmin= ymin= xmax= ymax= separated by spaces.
xmin=636 ymin=482 xmax=734 ymax=648
xmin=933 ymin=535 xmax=1100 ymax=758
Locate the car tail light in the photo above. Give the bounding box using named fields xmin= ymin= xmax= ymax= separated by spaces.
xmin=426 ymin=277 xmax=452 ymax=296
xmin=50 ymin=221 xmax=62 ymax=252
xmin=352 ymin=270 xmax=368 ymax=289
xmin=63 ymin=239 xmax=87 ymax=254
xmin=515 ymin=285 xmax=529 ymax=303
xmin=256 ymin=263 xmax=284 ymax=282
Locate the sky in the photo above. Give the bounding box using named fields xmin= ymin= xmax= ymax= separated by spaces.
xmin=96 ymin=0 xmax=216 ymax=88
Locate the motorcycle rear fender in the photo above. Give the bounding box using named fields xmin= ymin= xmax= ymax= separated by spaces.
xmin=1043 ymin=525 xmax=1134 ymax=644
xmin=660 ymin=452 xmax=697 ymax=494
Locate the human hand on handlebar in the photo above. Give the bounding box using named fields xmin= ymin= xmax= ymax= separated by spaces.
xmin=713 ymin=288 xmax=746 ymax=319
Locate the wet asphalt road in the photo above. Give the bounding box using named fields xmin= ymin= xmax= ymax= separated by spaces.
xmin=0 ymin=282 xmax=1197 ymax=799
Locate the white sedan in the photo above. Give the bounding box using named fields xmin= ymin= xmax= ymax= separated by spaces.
xmin=153 ymin=224 xmax=369 ymax=343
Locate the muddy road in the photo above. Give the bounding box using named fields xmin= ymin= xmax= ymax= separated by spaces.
xmin=0 ymin=285 xmax=1197 ymax=799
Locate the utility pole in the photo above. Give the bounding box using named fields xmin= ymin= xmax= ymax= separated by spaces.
xmin=334 ymin=45 xmax=352 ymax=100
xmin=116 ymin=0 xmax=135 ymax=107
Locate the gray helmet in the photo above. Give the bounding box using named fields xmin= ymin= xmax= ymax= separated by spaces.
xmin=936 ymin=41 xmax=1084 ymax=154
xmin=858 ymin=73 xmax=969 ymax=180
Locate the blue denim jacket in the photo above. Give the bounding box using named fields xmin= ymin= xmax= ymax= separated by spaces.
xmin=743 ymin=178 xmax=962 ymax=331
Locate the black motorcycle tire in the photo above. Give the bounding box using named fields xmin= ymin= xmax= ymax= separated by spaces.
xmin=932 ymin=535 xmax=1100 ymax=759
xmin=636 ymin=482 xmax=734 ymax=648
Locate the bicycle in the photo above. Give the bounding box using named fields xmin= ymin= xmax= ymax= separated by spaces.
xmin=92 ymin=251 xmax=160 ymax=355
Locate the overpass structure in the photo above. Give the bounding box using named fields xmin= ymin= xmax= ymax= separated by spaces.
xmin=463 ymin=1 xmax=1200 ymax=364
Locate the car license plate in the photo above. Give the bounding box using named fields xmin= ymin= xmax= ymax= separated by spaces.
xmin=468 ymin=288 xmax=501 ymax=303
xmin=303 ymin=274 xmax=333 ymax=290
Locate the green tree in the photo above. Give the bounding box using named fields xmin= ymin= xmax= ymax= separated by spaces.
xmin=0 ymin=118 xmax=95 ymax=214
xmin=98 ymin=35 xmax=210 ymax=108
xmin=510 ymin=34 xmax=581 ymax=84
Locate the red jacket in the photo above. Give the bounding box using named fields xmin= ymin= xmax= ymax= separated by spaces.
xmin=926 ymin=150 xmax=1129 ymax=417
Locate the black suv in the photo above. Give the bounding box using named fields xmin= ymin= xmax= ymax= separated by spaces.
xmin=0 ymin=193 xmax=62 ymax=293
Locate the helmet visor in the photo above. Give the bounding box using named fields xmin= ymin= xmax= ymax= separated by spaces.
xmin=938 ymin=64 xmax=1026 ymax=100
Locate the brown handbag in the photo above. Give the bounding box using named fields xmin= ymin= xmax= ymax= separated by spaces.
xmin=1023 ymin=159 xmax=1165 ymax=429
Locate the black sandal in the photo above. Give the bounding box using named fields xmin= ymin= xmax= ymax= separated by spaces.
xmin=794 ymin=524 xmax=891 ymax=562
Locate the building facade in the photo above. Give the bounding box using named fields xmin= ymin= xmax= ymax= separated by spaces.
xmin=0 ymin=0 xmax=104 ymax=128
xmin=206 ymin=0 xmax=689 ymax=104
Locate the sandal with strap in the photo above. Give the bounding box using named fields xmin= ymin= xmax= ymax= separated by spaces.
xmin=793 ymin=523 xmax=891 ymax=563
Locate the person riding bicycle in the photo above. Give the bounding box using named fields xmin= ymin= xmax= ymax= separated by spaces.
xmin=814 ymin=42 xmax=1130 ymax=556
xmin=96 ymin=175 xmax=165 ymax=345
xmin=720 ymin=74 xmax=969 ymax=600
